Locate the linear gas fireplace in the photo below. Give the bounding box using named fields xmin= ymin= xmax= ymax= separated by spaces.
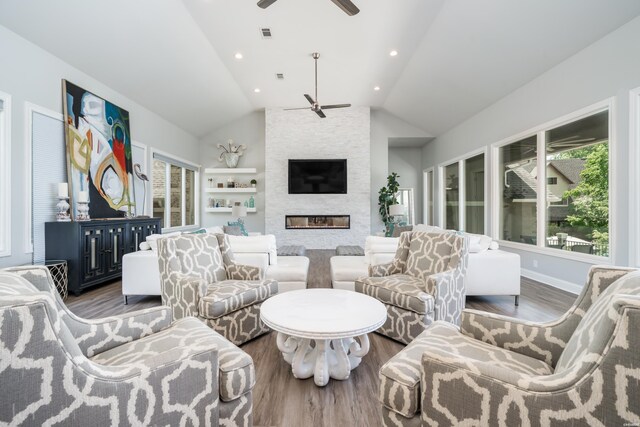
xmin=285 ymin=215 xmax=350 ymax=230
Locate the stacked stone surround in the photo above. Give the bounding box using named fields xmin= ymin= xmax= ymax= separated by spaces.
xmin=265 ymin=107 xmax=371 ymax=249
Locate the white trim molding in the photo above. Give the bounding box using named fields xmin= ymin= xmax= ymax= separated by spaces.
xmin=0 ymin=91 xmax=12 ymax=257
xmin=24 ymin=102 xmax=64 ymax=255
xmin=521 ymin=268 xmax=581 ymax=295
xmin=422 ymin=167 xmax=434 ymax=225
xmin=131 ymin=140 xmax=149 ymax=216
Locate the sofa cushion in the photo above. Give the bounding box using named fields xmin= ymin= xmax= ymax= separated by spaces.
xmin=199 ymin=279 xmax=278 ymax=319
xmin=405 ymin=232 xmax=457 ymax=280
xmin=356 ymin=275 xmax=432 ymax=315
xmin=379 ymin=322 xmax=552 ymax=419
xmin=90 ymin=317 xmax=255 ymax=402
xmin=146 ymin=231 xmax=182 ymax=253
xmin=466 ymin=232 xmax=493 ymax=253
xmin=330 ymin=256 xmax=368 ymax=282
xmin=227 ymin=234 xmax=278 ymax=265
xmin=364 ymin=236 xmax=399 ymax=264
xmin=392 ymin=225 xmax=413 ymax=237
xmin=224 ymin=225 xmax=243 ymax=236
xmin=266 ymin=256 xmax=309 ymax=283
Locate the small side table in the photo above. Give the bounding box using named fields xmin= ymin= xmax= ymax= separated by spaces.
xmin=35 ymin=260 xmax=68 ymax=300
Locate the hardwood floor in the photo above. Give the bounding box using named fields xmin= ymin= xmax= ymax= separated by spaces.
xmin=66 ymin=250 xmax=577 ymax=427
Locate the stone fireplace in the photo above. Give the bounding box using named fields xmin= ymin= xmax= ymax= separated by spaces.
xmin=285 ymin=215 xmax=350 ymax=230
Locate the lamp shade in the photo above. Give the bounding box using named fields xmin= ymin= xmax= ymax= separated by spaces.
xmin=389 ymin=204 xmax=405 ymax=216
xmin=232 ymin=205 xmax=247 ymax=218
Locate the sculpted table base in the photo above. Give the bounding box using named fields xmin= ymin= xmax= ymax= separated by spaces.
xmin=276 ymin=332 xmax=371 ymax=386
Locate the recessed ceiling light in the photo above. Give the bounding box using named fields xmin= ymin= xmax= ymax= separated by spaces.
xmin=234 ymin=52 xmax=243 ymax=60
xmin=374 ymin=86 xmax=381 ymax=91
xmin=389 ymin=50 xmax=398 ymax=57
xmin=254 ymin=88 xmax=261 ymax=93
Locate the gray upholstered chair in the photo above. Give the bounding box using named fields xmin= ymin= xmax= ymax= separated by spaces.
xmin=1 ymin=266 xmax=255 ymax=426
xmin=355 ymin=231 xmax=468 ymax=344
xmin=158 ymin=232 xmax=277 ymax=346
xmin=379 ymin=265 xmax=639 ymax=426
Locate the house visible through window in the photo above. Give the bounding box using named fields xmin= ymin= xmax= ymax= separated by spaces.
xmin=496 ymin=107 xmax=610 ymax=257
xmin=152 ymin=153 xmax=198 ymax=229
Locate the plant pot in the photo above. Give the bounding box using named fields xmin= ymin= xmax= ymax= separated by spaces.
xmin=223 ymin=153 xmax=239 ymax=168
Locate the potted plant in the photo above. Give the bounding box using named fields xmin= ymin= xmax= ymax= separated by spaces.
xmin=250 ymin=179 xmax=257 ymax=188
xmin=378 ymin=172 xmax=400 ymax=237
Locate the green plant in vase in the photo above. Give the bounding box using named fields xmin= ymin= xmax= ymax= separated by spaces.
xmin=378 ymin=172 xmax=400 ymax=237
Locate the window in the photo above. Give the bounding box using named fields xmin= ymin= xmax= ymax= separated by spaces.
xmin=545 ymin=110 xmax=609 ymax=256
xmin=152 ymin=152 xmax=199 ymax=229
xmin=495 ymin=105 xmax=611 ymax=258
xmin=423 ymin=169 xmax=434 ymax=225
xmin=397 ymin=188 xmax=415 ymax=225
xmin=0 ymin=93 xmax=11 ymax=257
xmin=499 ymin=135 xmax=538 ymax=245
xmin=440 ymin=151 xmax=486 ymax=233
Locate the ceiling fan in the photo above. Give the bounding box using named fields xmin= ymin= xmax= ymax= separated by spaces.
xmin=257 ymin=0 xmax=360 ymax=16
xmin=285 ymin=52 xmax=351 ymax=119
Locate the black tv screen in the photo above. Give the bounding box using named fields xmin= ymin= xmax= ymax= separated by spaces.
xmin=288 ymin=159 xmax=347 ymax=194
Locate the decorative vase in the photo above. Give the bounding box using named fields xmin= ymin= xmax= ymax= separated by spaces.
xmin=223 ymin=153 xmax=239 ymax=168
xmin=249 ymin=196 xmax=255 ymax=208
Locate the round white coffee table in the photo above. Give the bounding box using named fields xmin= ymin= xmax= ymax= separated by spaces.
xmin=260 ymin=288 xmax=387 ymax=386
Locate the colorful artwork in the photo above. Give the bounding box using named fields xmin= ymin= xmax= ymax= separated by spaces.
xmin=63 ymin=80 xmax=135 ymax=218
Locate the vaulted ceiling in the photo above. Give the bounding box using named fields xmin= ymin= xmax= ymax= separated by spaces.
xmin=1 ymin=0 xmax=639 ymax=138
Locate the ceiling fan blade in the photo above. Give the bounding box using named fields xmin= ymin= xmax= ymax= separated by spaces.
xmin=330 ymin=0 xmax=360 ymax=16
xmin=304 ymin=94 xmax=315 ymax=105
xmin=284 ymin=107 xmax=311 ymax=111
xmin=320 ymin=104 xmax=351 ymax=110
xmin=315 ymin=109 xmax=326 ymax=118
xmin=257 ymin=0 xmax=278 ymax=9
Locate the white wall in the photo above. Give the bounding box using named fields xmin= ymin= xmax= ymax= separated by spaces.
xmin=388 ymin=147 xmax=424 ymax=223
xmin=199 ymin=112 xmax=266 ymax=233
xmin=265 ymin=107 xmax=370 ymax=248
xmin=370 ymin=110 xmax=432 ymax=234
xmin=0 ymin=24 xmax=201 ymax=268
xmin=422 ymin=16 xmax=640 ymax=290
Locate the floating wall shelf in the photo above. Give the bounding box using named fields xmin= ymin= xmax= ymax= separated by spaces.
xmin=205 ymin=188 xmax=257 ymax=194
xmin=204 ymin=168 xmax=257 ymax=174
xmin=205 ymin=207 xmax=257 ymax=213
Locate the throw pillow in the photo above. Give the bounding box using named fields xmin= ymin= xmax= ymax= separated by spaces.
xmin=223 ymin=225 xmax=243 ymax=236
xmin=227 ymin=221 xmax=248 ymax=236
xmin=189 ymin=228 xmax=207 ymax=234
xmin=392 ymin=225 xmax=413 ymax=237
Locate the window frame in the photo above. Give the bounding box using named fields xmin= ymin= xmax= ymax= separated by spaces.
xmin=0 ymin=91 xmax=11 ymax=257
xmin=150 ymin=149 xmax=200 ymax=232
xmin=491 ymin=98 xmax=615 ymax=264
xmin=423 ymin=167 xmax=435 ymax=225
xmin=630 ymin=86 xmax=640 ymax=267
xmin=437 ymin=147 xmax=488 ymax=233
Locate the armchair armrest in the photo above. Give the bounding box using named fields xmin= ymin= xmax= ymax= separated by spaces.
xmin=426 ymin=268 xmax=466 ymax=325
xmin=69 ymin=306 xmax=172 ymax=358
xmin=460 ymin=309 xmax=566 ymax=366
xmin=368 ymin=261 xmax=402 ymax=277
xmin=226 ymin=263 xmax=263 ymax=281
xmin=161 ymin=272 xmax=208 ymax=320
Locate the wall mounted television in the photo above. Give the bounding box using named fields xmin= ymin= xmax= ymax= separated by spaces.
xmin=288 ymin=159 xmax=347 ymax=194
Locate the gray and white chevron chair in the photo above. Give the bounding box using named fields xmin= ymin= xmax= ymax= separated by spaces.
xmin=355 ymin=231 xmax=468 ymax=344
xmin=0 ymin=266 xmax=255 ymax=426
xmin=379 ymin=265 xmax=640 ymax=426
xmin=158 ymin=233 xmax=278 ymax=346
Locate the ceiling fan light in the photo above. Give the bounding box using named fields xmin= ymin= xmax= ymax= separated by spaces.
xmin=374 ymin=86 xmax=380 ymax=91
xmin=254 ymin=88 xmax=261 ymax=93
xmin=234 ymin=52 xmax=243 ymax=60
xmin=389 ymin=50 xmax=398 ymax=57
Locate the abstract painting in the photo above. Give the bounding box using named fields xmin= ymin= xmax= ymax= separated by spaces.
xmin=63 ymin=80 xmax=135 ymax=218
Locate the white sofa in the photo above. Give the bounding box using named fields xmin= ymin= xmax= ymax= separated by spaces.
xmin=122 ymin=229 xmax=309 ymax=303
xmin=330 ymin=229 xmax=521 ymax=304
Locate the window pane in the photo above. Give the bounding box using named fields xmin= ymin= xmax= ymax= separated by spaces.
xmin=185 ymin=169 xmax=196 ymax=226
xmin=427 ymin=170 xmax=434 ymax=225
xmin=397 ymin=188 xmax=414 ymax=225
xmin=170 ymin=165 xmax=182 ymax=227
xmin=545 ymin=110 xmax=609 ymax=256
xmin=444 ymin=163 xmax=459 ymax=230
xmin=499 ymin=135 xmax=538 ymax=244
xmin=465 ymin=153 xmax=485 ymax=234
xmin=152 ymin=160 xmax=166 ymax=226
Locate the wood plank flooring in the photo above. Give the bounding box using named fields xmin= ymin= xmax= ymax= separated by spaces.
xmin=66 ymin=250 xmax=576 ymax=427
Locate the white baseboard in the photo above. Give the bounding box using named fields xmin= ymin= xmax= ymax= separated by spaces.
xmin=521 ymin=268 xmax=581 ymax=295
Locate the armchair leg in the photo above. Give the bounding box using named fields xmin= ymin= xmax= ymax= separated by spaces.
xmin=124 ymin=295 xmax=128 ymax=305
xmin=514 ymin=295 xmax=519 ymax=306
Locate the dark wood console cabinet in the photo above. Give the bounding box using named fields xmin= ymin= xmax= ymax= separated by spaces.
xmin=45 ymin=218 xmax=161 ymax=295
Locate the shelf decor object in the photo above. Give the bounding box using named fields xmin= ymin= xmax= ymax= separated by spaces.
xmin=76 ymin=190 xmax=91 ymax=221
xmin=56 ymin=183 xmax=71 ymax=222
xmin=217 ymin=139 xmax=246 ymax=168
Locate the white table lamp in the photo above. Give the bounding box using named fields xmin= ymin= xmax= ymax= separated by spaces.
xmin=389 ymin=204 xmax=405 ymax=217
xmin=232 ymin=204 xmax=247 ymax=219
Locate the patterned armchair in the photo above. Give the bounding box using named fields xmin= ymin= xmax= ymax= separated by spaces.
xmin=355 ymin=231 xmax=468 ymax=344
xmin=158 ymin=233 xmax=278 ymax=345
xmin=379 ymin=265 xmax=639 ymax=426
xmin=1 ymin=266 xmax=255 ymax=426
